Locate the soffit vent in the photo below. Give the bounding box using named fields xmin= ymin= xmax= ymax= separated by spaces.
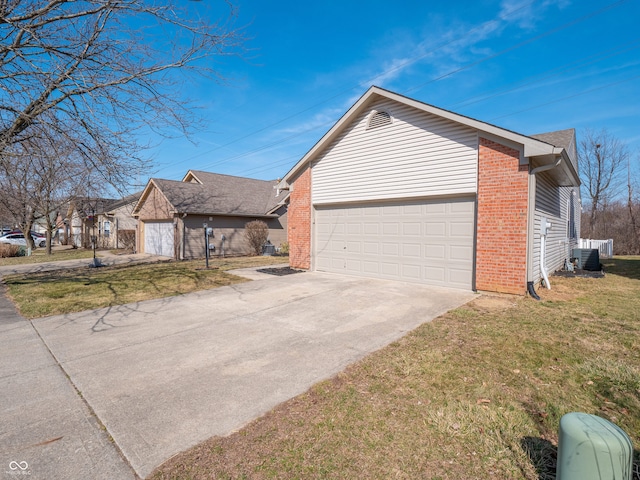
xmin=367 ymin=110 xmax=392 ymax=129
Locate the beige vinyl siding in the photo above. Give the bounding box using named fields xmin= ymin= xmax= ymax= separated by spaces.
xmin=312 ymin=99 xmax=478 ymax=204
xmin=180 ymin=213 xmax=288 ymax=260
xmin=532 ymin=172 xmax=580 ymax=284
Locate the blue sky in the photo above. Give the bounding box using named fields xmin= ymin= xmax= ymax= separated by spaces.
xmin=144 ymin=0 xmax=640 ymax=186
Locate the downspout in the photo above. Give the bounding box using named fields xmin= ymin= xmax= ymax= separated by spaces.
xmin=530 ymin=157 xmax=562 ymax=294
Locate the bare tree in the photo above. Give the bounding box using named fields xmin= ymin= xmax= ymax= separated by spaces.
xmin=0 ymin=129 xmax=96 ymax=250
xmin=579 ymin=128 xmax=629 ymax=237
xmin=0 ymin=0 xmax=243 ymax=192
xmin=627 ymin=153 xmax=640 ymax=253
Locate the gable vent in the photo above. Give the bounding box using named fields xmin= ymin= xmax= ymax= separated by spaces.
xmin=367 ymin=110 xmax=392 ymax=129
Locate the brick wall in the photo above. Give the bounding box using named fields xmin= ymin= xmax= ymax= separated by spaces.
xmin=476 ymin=137 xmax=529 ymax=294
xmin=288 ymin=167 xmax=311 ymax=269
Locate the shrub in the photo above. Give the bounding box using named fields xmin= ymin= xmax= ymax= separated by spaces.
xmin=279 ymin=241 xmax=289 ymax=255
xmin=118 ymin=230 xmax=136 ymax=251
xmin=244 ymin=220 xmax=269 ymax=256
xmin=0 ymin=244 xmax=25 ymax=258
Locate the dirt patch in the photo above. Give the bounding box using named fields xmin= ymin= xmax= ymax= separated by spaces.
xmin=553 ymin=268 xmax=605 ymax=278
xmin=469 ymin=294 xmax=519 ymax=313
xmin=256 ymin=267 xmax=304 ymax=276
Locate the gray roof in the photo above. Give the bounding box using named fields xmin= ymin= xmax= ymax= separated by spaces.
xmin=530 ymin=128 xmax=575 ymax=150
xmin=103 ymin=192 xmax=142 ymax=213
xmin=73 ymin=197 xmax=118 ymax=217
xmin=153 ymin=172 xmax=285 ymax=216
xmin=530 ymin=128 xmax=577 ymax=166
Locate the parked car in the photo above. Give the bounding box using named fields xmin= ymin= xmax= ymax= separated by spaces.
xmin=0 ymin=233 xmax=46 ymax=248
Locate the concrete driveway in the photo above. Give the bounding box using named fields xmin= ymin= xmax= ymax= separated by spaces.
xmin=22 ymin=270 xmax=475 ymax=478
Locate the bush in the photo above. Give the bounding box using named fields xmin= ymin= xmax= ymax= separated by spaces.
xmin=118 ymin=230 xmax=136 ymax=251
xmin=244 ymin=220 xmax=269 ymax=256
xmin=279 ymin=242 xmax=289 ymax=255
xmin=0 ymin=244 xmax=25 ymax=258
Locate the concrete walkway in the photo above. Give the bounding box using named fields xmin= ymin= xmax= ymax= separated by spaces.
xmin=0 ymin=282 xmax=137 ymax=480
xmin=0 ymin=250 xmax=167 ymax=277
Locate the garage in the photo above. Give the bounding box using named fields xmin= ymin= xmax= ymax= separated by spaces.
xmin=143 ymin=221 xmax=174 ymax=257
xmin=314 ymin=197 xmax=475 ymax=289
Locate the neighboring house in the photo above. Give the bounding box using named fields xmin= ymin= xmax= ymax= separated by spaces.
xmin=96 ymin=193 xmax=141 ymax=250
xmin=64 ymin=197 xmax=117 ymax=248
xmin=278 ymin=86 xmax=581 ymax=295
xmin=132 ymin=170 xmax=288 ymax=259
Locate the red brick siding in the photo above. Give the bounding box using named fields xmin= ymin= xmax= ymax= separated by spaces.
xmin=288 ymin=167 xmax=311 ymax=269
xmin=476 ymin=137 xmax=529 ymax=294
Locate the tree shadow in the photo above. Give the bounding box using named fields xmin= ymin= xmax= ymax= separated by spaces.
xmin=601 ymin=257 xmax=640 ymax=281
xmin=521 ymin=436 xmax=557 ymax=480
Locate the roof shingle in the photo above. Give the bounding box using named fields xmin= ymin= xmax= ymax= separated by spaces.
xmin=152 ymin=172 xmax=285 ymax=216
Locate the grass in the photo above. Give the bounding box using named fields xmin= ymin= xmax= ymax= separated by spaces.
xmin=150 ymin=256 xmax=640 ymax=480
xmin=4 ymin=255 xmax=287 ymax=319
xmin=0 ymin=246 xmax=96 ymax=265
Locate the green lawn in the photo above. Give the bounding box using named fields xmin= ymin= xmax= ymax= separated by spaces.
xmin=4 ymin=256 xmax=288 ymax=319
xmin=150 ymin=257 xmax=640 ymax=480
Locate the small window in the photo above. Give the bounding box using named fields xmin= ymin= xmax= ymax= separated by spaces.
xmin=367 ymin=110 xmax=392 ymax=129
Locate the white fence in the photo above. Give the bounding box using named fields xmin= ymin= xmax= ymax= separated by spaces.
xmin=579 ymin=238 xmax=614 ymax=258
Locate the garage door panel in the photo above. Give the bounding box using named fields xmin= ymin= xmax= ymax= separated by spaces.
xmin=426 ymin=222 xmax=446 ymax=236
xmin=451 ymin=245 xmax=473 ymax=261
xmin=382 ymin=243 xmax=399 ymax=255
xmin=402 ymin=243 xmax=421 ymax=257
xmin=144 ymin=222 xmax=174 ymax=257
xmin=314 ymin=197 xmax=475 ymax=289
xmin=382 ymin=223 xmax=399 ymax=235
xmin=346 ymin=241 xmax=361 ymax=253
xmin=363 ymin=262 xmax=379 ymax=274
xmin=426 ymin=203 xmax=447 ymax=214
xmin=424 ymin=266 xmax=446 ymax=282
xmin=381 ymin=263 xmax=399 ymax=276
xmin=364 ymin=207 xmax=381 ymax=216
xmin=363 ymin=242 xmax=379 ymax=254
xmin=347 ymin=224 xmax=361 ymax=234
xmin=424 ymin=244 xmax=446 ymax=258
xmin=403 ymin=204 xmax=422 ymax=215
xmin=451 ymin=200 xmax=475 ymax=214
xmin=449 ymin=269 xmax=473 ymax=288
xmin=363 ymin=223 xmax=379 ymax=235
xmin=403 ymin=223 xmax=421 ymax=236
xmin=402 ymin=264 xmax=421 ymax=279
xmin=451 ymin=221 xmax=474 ymax=237
xmin=382 ymin=205 xmax=401 ymax=215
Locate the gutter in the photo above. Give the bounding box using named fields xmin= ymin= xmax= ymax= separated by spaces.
xmin=530 ymin=156 xmax=562 ymax=176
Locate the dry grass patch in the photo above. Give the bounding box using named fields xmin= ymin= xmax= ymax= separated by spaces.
xmin=4 ymin=255 xmax=287 ymax=319
xmin=0 ymin=246 xmax=95 ymax=265
xmin=151 ymin=257 xmax=640 ymax=480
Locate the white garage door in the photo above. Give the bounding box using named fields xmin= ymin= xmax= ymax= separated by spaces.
xmin=314 ymin=198 xmax=475 ymax=289
xmin=144 ymin=221 xmax=174 ymax=257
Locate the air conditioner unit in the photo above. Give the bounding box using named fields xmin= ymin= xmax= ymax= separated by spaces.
xmin=571 ymin=248 xmax=600 ymax=271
